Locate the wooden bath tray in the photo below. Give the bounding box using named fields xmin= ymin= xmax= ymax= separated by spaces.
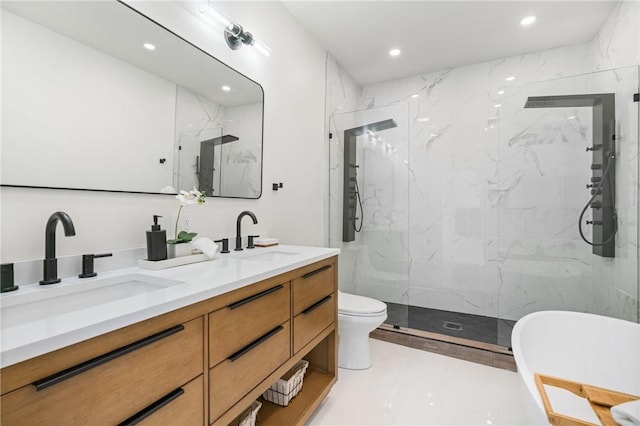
xmin=535 ymin=373 xmax=640 ymax=426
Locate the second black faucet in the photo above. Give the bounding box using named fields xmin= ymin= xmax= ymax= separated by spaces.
xmin=235 ymin=211 xmax=258 ymax=251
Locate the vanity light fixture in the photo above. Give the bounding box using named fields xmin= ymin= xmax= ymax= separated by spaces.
xmin=224 ymin=23 xmax=252 ymax=50
xmin=224 ymin=23 xmax=271 ymax=57
xmin=200 ymin=1 xmax=271 ymax=57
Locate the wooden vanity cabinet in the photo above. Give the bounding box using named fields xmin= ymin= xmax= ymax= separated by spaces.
xmin=1 ymin=317 xmax=204 ymax=426
xmin=211 ymin=256 xmax=338 ymax=426
xmin=0 ymin=255 xmax=338 ymax=426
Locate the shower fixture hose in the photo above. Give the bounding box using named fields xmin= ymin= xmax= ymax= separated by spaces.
xmin=354 ymin=177 xmax=363 ymax=232
xmin=577 ymin=153 xmax=618 ymax=246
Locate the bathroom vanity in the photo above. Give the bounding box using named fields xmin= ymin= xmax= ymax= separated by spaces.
xmin=0 ymin=246 xmax=339 ymax=425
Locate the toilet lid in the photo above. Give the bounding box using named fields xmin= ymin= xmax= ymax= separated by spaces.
xmin=338 ymin=291 xmax=387 ymax=316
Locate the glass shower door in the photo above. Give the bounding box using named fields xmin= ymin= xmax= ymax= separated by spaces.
xmin=330 ymin=104 xmax=410 ymax=328
xmin=495 ymin=65 xmax=640 ymax=345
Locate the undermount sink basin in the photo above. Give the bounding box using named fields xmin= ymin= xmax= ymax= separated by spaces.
xmin=1 ymin=274 xmax=182 ymax=328
xmin=239 ymin=250 xmax=299 ymax=262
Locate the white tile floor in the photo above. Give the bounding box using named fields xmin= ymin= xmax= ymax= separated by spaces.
xmin=308 ymin=339 xmax=529 ymax=425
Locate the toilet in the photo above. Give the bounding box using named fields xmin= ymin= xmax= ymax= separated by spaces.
xmin=338 ymin=290 xmax=388 ymax=370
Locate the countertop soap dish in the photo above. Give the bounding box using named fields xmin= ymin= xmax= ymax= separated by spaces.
xmin=138 ymin=253 xmax=211 ymax=270
xmin=254 ymin=237 xmax=279 ymax=247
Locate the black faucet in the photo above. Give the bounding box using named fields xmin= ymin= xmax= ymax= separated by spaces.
xmin=235 ymin=211 xmax=258 ymax=251
xmin=40 ymin=211 xmax=76 ymax=285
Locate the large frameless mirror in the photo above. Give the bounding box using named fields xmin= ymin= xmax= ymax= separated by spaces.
xmin=1 ymin=1 xmax=264 ymax=198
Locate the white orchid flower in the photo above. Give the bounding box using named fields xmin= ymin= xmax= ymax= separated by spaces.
xmin=172 ymin=188 xmax=206 ymax=242
xmin=176 ymin=188 xmax=206 ymax=206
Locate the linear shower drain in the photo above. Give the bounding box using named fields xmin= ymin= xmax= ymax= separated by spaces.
xmin=443 ymin=321 xmax=463 ymax=331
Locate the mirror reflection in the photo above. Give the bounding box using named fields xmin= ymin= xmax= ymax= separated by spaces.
xmin=1 ymin=1 xmax=264 ymax=198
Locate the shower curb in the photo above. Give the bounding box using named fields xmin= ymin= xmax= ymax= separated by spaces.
xmin=371 ymin=327 xmax=517 ymax=372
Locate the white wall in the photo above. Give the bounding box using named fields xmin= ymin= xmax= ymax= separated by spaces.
xmin=0 ymin=1 xmax=327 ymax=266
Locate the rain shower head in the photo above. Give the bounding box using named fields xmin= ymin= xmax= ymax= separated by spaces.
xmin=363 ymin=119 xmax=397 ymax=134
xmin=523 ymin=94 xmax=604 ymax=109
xmin=524 ymin=98 xmax=558 ymax=108
xmin=346 ymin=119 xmax=398 ymax=137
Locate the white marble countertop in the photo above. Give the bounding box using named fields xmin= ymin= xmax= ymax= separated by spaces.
xmin=0 ymin=245 xmax=340 ymax=368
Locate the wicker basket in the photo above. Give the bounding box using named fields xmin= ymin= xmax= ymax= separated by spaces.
xmin=262 ymin=360 xmax=309 ymax=407
xmin=237 ymin=401 xmax=262 ymax=426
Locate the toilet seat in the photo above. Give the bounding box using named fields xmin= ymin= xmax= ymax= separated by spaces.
xmin=338 ymin=291 xmax=387 ymax=317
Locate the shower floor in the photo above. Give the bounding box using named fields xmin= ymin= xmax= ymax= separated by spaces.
xmin=383 ymin=302 xmax=516 ymax=349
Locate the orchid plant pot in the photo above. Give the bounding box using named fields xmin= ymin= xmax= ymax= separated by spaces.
xmin=167 ymin=242 xmax=194 ymax=259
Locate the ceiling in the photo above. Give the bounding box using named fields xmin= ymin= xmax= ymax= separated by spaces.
xmin=282 ymin=1 xmax=617 ymax=86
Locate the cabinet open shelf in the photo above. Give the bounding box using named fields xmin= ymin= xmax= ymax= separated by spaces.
xmin=257 ymin=368 xmax=335 ymax=425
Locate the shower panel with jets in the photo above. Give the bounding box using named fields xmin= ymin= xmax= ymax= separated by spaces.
xmin=342 ymin=119 xmax=398 ymax=242
xmin=523 ymin=93 xmax=616 ymax=257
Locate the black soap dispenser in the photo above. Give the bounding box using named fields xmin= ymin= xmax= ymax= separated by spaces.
xmin=146 ymin=215 xmax=168 ymax=261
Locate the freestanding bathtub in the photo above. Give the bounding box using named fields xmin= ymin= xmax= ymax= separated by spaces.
xmin=512 ymin=310 xmax=640 ymax=425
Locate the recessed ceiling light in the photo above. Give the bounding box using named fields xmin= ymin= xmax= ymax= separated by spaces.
xmin=520 ymin=16 xmax=537 ymax=26
xmin=143 ymin=42 xmax=156 ymax=51
xmin=389 ymin=48 xmax=401 ymax=57
xmin=417 ymin=117 xmax=430 ymax=122
xmin=494 ymin=103 xmax=502 ymax=108
xmin=411 ymin=94 xmax=419 ymax=98
xmin=505 ymin=76 xmax=516 ymax=82
xmin=221 ymin=85 xmax=231 ymax=92
xmin=498 ymin=90 xmax=505 ymax=95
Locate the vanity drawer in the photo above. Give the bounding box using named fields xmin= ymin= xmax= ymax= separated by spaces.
xmin=209 ymin=282 xmax=290 ymax=368
xmin=1 ymin=317 xmax=203 ymax=426
xmin=294 ymin=294 xmax=335 ymax=354
xmin=135 ymin=375 xmax=204 ymax=426
xmin=292 ymin=260 xmax=335 ymax=316
xmin=209 ymin=321 xmax=291 ymax=422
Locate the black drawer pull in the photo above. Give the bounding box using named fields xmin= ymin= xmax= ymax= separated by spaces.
xmin=32 ymin=324 xmax=185 ymax=391
xmin=228 ymin=284 xmax=284 ymax=310
xmin=118 ymin=387 xmax=184 ymax=426
xmin=228 ymin=325 xmax=284 ymax=362
xmin=302 ymin=295 xmax=332 ymax=315
xmin=301 ymin=265 xmax=332 ymax=279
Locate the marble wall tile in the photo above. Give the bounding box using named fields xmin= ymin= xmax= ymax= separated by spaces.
xmin=591 ymin=1 xmax=640 ymax=71
xmin=174 ymin=86 xmax=225 ymax=192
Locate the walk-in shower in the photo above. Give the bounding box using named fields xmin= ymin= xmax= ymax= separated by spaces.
xmin=329 ymin=65 xmax=639 ymax=353
xmin=342 ymin=119 xmax=397 ymax=242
